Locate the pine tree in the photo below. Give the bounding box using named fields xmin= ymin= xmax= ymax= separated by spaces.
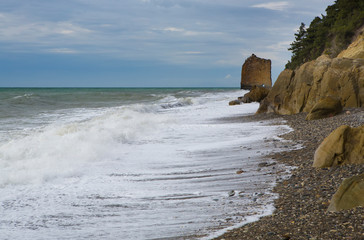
xmin=286 ymin=23 xmax=307 ymax=69
xmin=285 ymin=0 xmax=364 ymax=70
xmin=289 ymin=23 xmax=307 ymax=55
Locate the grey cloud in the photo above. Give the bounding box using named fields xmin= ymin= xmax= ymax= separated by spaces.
xmin=0 ymin=0 xmax=335 ymax=69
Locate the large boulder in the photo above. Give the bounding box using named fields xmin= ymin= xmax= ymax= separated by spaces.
xmin=241 ymin=54 xmax=272 ymax=90
xmin=257 ymin=33 xmax=364 ymax=115
xmin=305 ymin=96 xmax=343 ymax=120
xmin=328 ymin=173 xmax=364 ymax=212
xmin=241 ymin=85 xmax=270 ymax=103
xmin=313 ymin=125 xmax=364 ymax=168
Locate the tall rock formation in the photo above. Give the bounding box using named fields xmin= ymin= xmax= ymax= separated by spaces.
xmin=241 ymin=54 xmax=272 ymax=90
xmin=257 ymin=32 xmax=364 ymax=115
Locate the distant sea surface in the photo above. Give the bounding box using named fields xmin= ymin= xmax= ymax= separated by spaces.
xmin=0 ymin=88 xmax=291 ymax=239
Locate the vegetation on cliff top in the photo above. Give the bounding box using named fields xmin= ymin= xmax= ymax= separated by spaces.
xmin=286 ymin=0 xmax=364 ymax=70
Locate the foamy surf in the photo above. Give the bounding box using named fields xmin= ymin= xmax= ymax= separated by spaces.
xmin=0 ymin=107 xmax=170 ymax=186
xmin=0 ymin=88 xmax=292 ymax=239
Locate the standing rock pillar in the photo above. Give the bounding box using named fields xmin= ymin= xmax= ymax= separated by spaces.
xmin=241 ymin=54 xmax=272 ymax=90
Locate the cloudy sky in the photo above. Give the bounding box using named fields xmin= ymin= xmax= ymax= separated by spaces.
xmin=0 ymin=0 xmax=334 ymax=87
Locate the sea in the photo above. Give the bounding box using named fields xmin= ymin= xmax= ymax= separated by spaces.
xmin=0 ymin=88 xmax=292 ymax=240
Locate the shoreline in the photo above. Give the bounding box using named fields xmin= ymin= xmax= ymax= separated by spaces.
xmin=214 ymin=108 xmax=364 ymax=240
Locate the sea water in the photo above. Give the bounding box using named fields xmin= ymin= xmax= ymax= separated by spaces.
xmin=0 ymin=88 xmax=291 ymax=239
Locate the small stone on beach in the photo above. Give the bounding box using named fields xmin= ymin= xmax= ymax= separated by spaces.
xmin=236 ymin=170 xmax=244 ymax=174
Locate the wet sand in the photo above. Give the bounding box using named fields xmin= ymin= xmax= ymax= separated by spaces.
xmin=214 ymin=108 xmax=364 ymax=240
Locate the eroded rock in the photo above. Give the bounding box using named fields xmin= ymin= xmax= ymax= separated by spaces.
xmin=328 ymin=173 xmax=364 ymax=212
xmin=241 ymin=85 xmax=270 ymax=103
xmin=313 ymin=125 xmax=364 ymax=168
xmin=305 ymin=96 xmax=343 ymax=120
xmin=257 ymin=33 xmax=364 ymax=115
xmin=241 ymin=54 xmax=272 ymax=90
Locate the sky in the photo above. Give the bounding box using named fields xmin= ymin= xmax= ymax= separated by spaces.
xmin=0 ymin=0 xmax=335 ymax=87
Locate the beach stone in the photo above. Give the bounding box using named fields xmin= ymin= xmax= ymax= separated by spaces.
xmin=241 ymin=54 xmax=272 ymax=90
xmin=328 ymin=173 xmax=364 ymax=212
xmin=305 ymin=96 xmax=343 ymax=120
xmin=241 ymin=85 xmax=270 ymax=103
xmin=236 ymin=170 xmax=244 ymax=174
xmin=313 ymin=125 xmax=364 ymax=168
xmin=282 ymin=233 xmax=291 ymax=240
xmin=229 ymin=100 xmax=241 ymax=106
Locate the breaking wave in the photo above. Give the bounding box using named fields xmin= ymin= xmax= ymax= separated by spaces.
xmin=0 ymin=107 xmax=170 ymax=187
xmin=160 ymin=97 xmax=194 ymax=109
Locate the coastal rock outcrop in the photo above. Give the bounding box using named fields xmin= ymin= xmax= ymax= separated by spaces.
xmin=328 ymin=173 xmax=364 ymax=212
xmin=241 ymin=54 xmax=272 ymax=90
xmin=257 ymin=33 xmax=364 ymax=115
xmin=305 ymin=96 xmax=343 ymax=120
xmin=313 ymin=125 xmax=364 ymax=168
xmin=229 ymin=85 xmax=270 ymax=105
xmin=240 ymin=85 xmax=270 ymax=103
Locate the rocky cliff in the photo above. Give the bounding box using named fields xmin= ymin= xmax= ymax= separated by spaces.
xmin=257 ymin=31 xmax=364 ymax=115
xmin=241 ymin=54 xmax=272 ymax=90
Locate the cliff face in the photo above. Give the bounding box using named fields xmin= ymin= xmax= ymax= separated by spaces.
xmin=257 ymin=32 xmax=364 ymax=115
xmin=241 ymin=54 xmax=272 ymax=90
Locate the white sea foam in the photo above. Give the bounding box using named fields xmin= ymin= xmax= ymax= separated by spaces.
xmin=0 ymin=89 xmax=293 ymax=239
xmin=160 ymin=96 xmax=194 ymax=109
xmin=11 ymin=93 xmax=34 ymax=100
xmin=0 ymin=107 xmax=170 ymax=186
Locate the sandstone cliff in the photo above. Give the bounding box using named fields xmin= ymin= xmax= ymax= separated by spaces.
xmin=241 ymin=54 xmax=272 ymax=90
xmin=257 ymin=32 xmax=364 ymax=115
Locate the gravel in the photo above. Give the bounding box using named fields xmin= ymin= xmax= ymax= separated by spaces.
xmin=213 ymin=108 xmax=364 ymax=240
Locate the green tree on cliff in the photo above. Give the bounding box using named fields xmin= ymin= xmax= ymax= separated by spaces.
xmin=286 ymin=0 xmax=364 ymax=70
xmin=286 ymin=23 xmax=307 ymax=69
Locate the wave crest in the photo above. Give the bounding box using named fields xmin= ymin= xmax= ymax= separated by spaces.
xmin=160 ymin=97 xmax=193 ymax=109
xmin=0 ymin=107 xmax=169 ymax=187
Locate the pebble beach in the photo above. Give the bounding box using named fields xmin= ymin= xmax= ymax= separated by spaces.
xmin=215 ymin=108 xmax=364 ymax=240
